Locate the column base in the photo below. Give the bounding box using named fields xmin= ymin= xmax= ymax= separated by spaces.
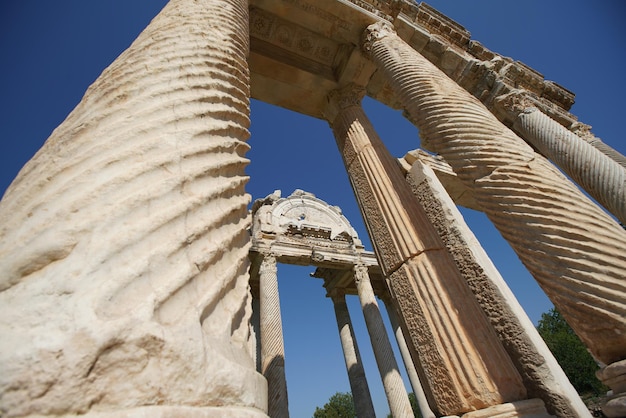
xmin=78 ymin=406 xmax=268 ymax=418
xmin=451 ymin=398 xmax=554 ymax=418
xmin=598 ymin=359 xmax=626 ymax=417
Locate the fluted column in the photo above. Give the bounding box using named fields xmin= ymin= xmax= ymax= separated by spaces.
xmin=329 ymin=289 xmax=375 ymax=418
xmin=403 ymin=152 xmax=589 ymax=417
xmin=353 ymin=263 xmax=413 ymax=418
xmin=259 ymin=253 xmax=289 ymax=418
xmin=363 ymin=21 xmax=626 ymax=372
xmin=324 ymin=85 xmax=527 ymax=416
xmin=382 ymin=296 xmax=435 ymax=418
xmin=495 ymin=93 xmax=626 ymax=225
xmin=0 ymin=0 xmax=267 ymax=416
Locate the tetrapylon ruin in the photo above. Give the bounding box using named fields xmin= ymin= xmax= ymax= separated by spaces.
xmin=1 ymin=1 xmax=625 ymax=417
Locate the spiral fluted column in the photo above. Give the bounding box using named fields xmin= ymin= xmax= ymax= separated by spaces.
xmin=382 ymin=296 xmax=435 ymax=418
xmin=362 ymin=21 xmax=626 ymax=370
xmin=329 ymin=289 xmax=375 ymax=418
xmin=0 ymin=0 xmax=266 ymax=416
xmin=324 ymin=85 xmax=527 ymax=416
xmin=259 ymin=253 xmax=289 ymax=418
xmin=352 ymin=264 xmax=413 ymax=418
xmin=497 ymin=97 xmax=626 ymax=225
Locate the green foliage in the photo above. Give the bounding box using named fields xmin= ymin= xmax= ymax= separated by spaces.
xmin=408 ymin=392 xmax=422 ymax=418
xmin=536 ymin=308 xmax=607 ymax=396
xmin=313 ymin=392 xmax=355 ymax=418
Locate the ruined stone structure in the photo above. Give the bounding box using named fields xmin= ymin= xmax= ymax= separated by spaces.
xmin=1 ymin=1 xmax=625 ymax=417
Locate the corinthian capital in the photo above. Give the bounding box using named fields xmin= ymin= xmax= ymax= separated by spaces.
xmin=493 ymin=90 xmax=538 ymax=116
xmin=362 ymin=21 xmax=396 ymax=54
xmin=324 ymin=83 xmax=366 ymax=122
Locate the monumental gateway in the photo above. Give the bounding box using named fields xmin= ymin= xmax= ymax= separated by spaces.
xmin=1 ymin=1 xmax=625 ymax=417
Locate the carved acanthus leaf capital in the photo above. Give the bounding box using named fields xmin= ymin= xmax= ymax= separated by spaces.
xmin=324 ymin=83 xmax=366 ymax=122
xmin=353 ymin=263 xmax=369 ymax=285
xmin=362 ymin=21 xmax=396 ymax=54
xmin=494 ymin=90 xmax=537 ymax=115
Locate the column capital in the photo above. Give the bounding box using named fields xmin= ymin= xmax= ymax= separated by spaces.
xmin=353 ymin=262 xmax=369 ymax=285
xmin=324 ymin=83 xmax=366 ymax=122
xmin=362 ymin=21 xmax=396 ymax=55
xmin=493 ymin=90 xmax=538 ymax=117
xmin=328 ymin=287 xmax=347 ymax=302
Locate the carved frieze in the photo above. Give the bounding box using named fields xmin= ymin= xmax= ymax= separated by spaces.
xmin=250 ymin=7 xmax=340 ymax=68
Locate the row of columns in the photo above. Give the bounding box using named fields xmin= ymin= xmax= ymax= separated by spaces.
xmin=359 ymin=21 xmax=626 ymax=417
xmin=255 ymin=251 xmax=424 ymax=417
xmin=254 ymin=15 xmax=626 ymax=418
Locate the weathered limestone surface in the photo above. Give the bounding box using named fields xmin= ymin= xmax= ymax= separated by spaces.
xmin=258 ymin=253 xmax=289 ymax=418
xmin=363 ymin=21 xmax=626 ymax=367
xmin=0 ymin=0 xmax=267 ymax=417
xmin=400 ymin=152 xmax=588 ymax=417
xmin=329 ymin=291 xmax=376 ymax=418
xmin=495 ymin=94 xmax=626 ymax=225
xmin=325 ymin=85 xmax=527 ymax=416
xmin=353 ymin=264 xmax=413 ymax=418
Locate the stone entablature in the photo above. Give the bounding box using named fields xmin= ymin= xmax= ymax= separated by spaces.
xmin=249 ymin=189 xmax=384 ymax=294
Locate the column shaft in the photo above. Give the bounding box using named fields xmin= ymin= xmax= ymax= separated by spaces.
xmin=259 ymin=254 xmax=289 ymax=418
xmin=384 ymin=298 xmax=435 ymax=418
xmin=353 ymin=264 xmax=413 ymax=418
xmin=0 ymin=0 xmax=266 ymax=416
xmin=325 ymin=87 xmax=526 ymax=416
xmin=363 ymin=21 xmax=626 ymax=367
xmin=512 ymin=106 xmax=626 ymax=225
xmin=403 ymin=153 xmax=588 ymax=417
xmin=330 ymin=291 xmax=376 ymax=418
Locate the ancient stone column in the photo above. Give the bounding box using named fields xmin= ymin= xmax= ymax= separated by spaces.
xmin=402 ymin=151 xmax=589 ymax=417
xmin=363 ymin=21 xmax=626 ymax=404
xmin=382 ymin=296 xmax=435 ymax=418
xmin=495 ymin=93 xmax=626 ymax=225
xmin=0 ymin=0 xmax=267 ymax=416
xmin=324 ymin=85 xmax=529 ymax=416
xmin=259 ymin=253 xmax=289 ymax=418
xmin=329 ymin=289 xmax=375 ymax=418
xmin=351 ymin=263 xmax=413 ymax=418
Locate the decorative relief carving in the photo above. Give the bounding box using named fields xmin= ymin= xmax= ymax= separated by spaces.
xmin=362 ymin=21 xmax=396 ymax=54
xmin=279 ymin=0 xmax=350 ymax=30
xmin=251 ymin=189 xmax=363 ymax=249
xmin=250 ymin=8 xmax=340 ymax=66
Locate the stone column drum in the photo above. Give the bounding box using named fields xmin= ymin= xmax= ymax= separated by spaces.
xmin=353 ymin=263 xmax=413 ymax=418
xmin=402 ymin=151 xmax=589 ymax=417
xmin=362 ymin=21 xmax=626 ymax=413
xmin=382 ymin=296 xmax=435 ymax=418
xmin=495 ymin=93 xmax=626 ymax=225
xmin=258 ymin=253 xmax=289 ymax=418
xmin=0 ymin=0 xmax=267 ymax=417
xmin=324 ymin=85 xmax=529 ymax=416
xmin=329 ymin=289 xmax=376 ymax=418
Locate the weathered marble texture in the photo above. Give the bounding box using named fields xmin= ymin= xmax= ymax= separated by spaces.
xmin=0 ymin=0 xmax=266 ymax=416
xmin=363 ymin=21 xmax=626 ymax=367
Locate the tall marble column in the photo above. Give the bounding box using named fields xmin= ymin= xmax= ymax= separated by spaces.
xmin=324 ymin=85 xmax=529 ymax=416
xmin=362 ymin=21 xmax=626 ymax=409
xmin=329 ymin=289 xmax=375 ymax=418
xmin=382 ymin=296 xmax=435 ymax=418
xmin=0 ymin=0 xmax=267 ymax=416
xmin=259 ymin=253 xmax=289 ymax=418
xmin=495 ymin=93 xmax=626 ymax=225
xmin=352 ymin=263 xmax=413 ymax=418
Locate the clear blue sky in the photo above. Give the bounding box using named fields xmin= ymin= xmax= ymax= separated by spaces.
xmin=1 ymin=1 xmax=624 ymax=417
